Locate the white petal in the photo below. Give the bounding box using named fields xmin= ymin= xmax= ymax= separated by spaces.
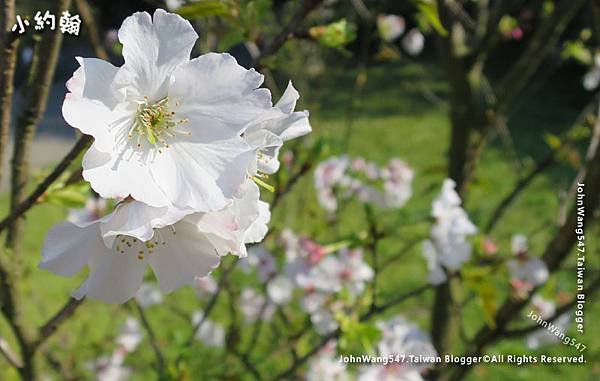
xmin=101 ymin=200 xmax=191 ymax=244
xmin=84 ymin=242 xmax=148 ymax=304
xmin=117 ymin=9 xmax=198 ymax=99
xmin=275 ymin=81 xmax=300 ymax=114
xmin=149 ymin=137 xmax=253 ymax=211
xmin=67 ymin=57 xmax=122 ymax=107
xmin=40 ymin=221 xmax=96 ymax=276
xmin=245 ymin=200 xmax=270 ymax=243
xmin=148 ymin=220 xmax=221 ymax=293
xmin=193 ymin=180 xmax=262 ymax=256
xmin=169 ymin=53 xmax=272 ymax=133
xmin=82 ymin=145 xmax=171 ymax=207
xmin=63 ymin=96 xmax=132 ymax=154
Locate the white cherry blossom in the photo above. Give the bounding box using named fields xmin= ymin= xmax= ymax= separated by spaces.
xmin=194 ymin=275 xmax=217 ymax=299
xmin=267 ymin=275 xmax=294 ymax=305
xmin=64 ymin=10 xmax=276 ymax=212
xmin=401 ymin=28 xmax=425 ymax=56
xmin=244 ymin=81 xmax=311 ymax=175
xmin=116 ymin=317 xmax=142 ymax=352
xmin=377 ymin=14 xmax=405 ymax=42
xmin=135 ymin=282 xmax=163 ymax=308
xmin=507 ymin=234 xmax=549 ymax=287
xmin=525 ymin=295 xmax=570 ymax=349
xmin=40 ymin=178 xmax=269 ymax=303
xmin=422 ymin=179 xmax=476 ymax=284
xmin=192 ymin=311 xmax=225 ymax=348
xmin=239 ymin=288 xmax=275 ymax=324
xmin=306 ymin=340 xmax=348 ymax=381
xmin=359 ymin=317 xmax=437 ymax=381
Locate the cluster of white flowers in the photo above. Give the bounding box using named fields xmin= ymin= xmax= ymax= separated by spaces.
xmin=284 ymin=231 xmax=373 ymax=334
xmin=358 ymin=317 xmax=437 ymax=381
xmin=314 ymin=156 xmax=414 ymax=212
xmin=191 ymin=310 xmax=226 ymax=348
xmin=422 ymin=179 xmax=477 ymax=285
xmin=507 ymin=234 xmax=549 ymax=296
xmin=525 ymin=295 xmax=570 ymax=349
xmin=87 ymin=317 xmax=142 ymax=381
xmin=39 ymin=9 xmax=310 ymax=303
xmin=306 ymin=340 xmax=349 ymax=381
xmin=239 ymin=230 xmax=374 ymax=335
xmin=376 ymin=14 xmax=425 ymax=56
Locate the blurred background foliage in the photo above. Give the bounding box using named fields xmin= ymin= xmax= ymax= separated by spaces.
xmin=1 ymin=0 xmax=599 ymax=380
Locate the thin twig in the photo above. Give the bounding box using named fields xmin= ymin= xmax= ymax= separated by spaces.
xmin=270 ymin=284 xmax=433 ymax=380
xmin=33 ymin=297 xmax=85 ymax=350
xmin=132 ymin=301 xmax=166 ymax=378
xmin=0 ymin=135 xmax=92 ymax=234
xmin=253 ymin=0 xmax=323 ymax=67
xmin=0 ymin=337 xmax=22 ymax=369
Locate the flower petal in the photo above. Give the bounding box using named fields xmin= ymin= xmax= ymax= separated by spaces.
xmin=117 ymin=9 xmax=198 ymax=100
xmin=148 ymin=220 xmax=221 ymax=293
xmin=101 ymin=200 xmax=191 ymax=244
xmin=84 ymin=246 xmax=148 ymax=304
xmin=82 ymin=145 xmax=171 ymax=207
xmin=40 ymin=221 xmax=96 ymax=276
xmin=169 ymin=53 xmax=272 ymax=134
xmin=149 ymin=137 xmax=253 ymax=211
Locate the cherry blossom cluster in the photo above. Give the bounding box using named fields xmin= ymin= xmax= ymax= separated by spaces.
xmin=305 ymin=317 xmax=437 ymax=381
xmin=508 ymin=234 xmax=549 ymax=298
xmin=422 ymin=179 xmax=477 ymax=285
xmin=314 ymin=156 xmax=414 ymax=212
xmin=40 ymin=9 xmax=311 ymax=303
xmin=239 ymin=229 xmax=374 ymax=335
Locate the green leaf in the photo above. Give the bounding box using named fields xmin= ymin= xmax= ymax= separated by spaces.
xmin=543 ymin=133 xmax=562 ymax=150
xmin=46 ymin=184 xmax=89 ymax=208
xmin=561 ymin=41 xmax=593 ymax=65
xmin=414 ymin=0 xmax=447 ymax=36
xmin=309 ymin=19 xmax=357 ymax=49
xmin=176 ymin=1 xmax=229 ymax=19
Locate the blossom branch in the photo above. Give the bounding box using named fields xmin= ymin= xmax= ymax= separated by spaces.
xmin=444 ymin=121 xmax=600 ymax=381
xmin=502 ymin=277 xmax=600 ymax=338
xmin=271 ymin=283 xmax=434 ymax=380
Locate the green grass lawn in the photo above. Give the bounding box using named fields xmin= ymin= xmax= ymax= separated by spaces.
xmin=0 ymin=61 xmax=598 ymax=380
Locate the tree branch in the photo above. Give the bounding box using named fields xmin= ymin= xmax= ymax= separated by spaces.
xmin=6 ymin=0 xmax=72 ymax=252
xmin=32 ymin=297 xmax=84 ymax=351
xmin=132 ymin=301 xmax=166 ymax=378
xmin=0 ymin=0 xmax=19 ymax=186
xmin=445 ymin=114 xmax=600 ymax=381
xmin=0 ymin=135 xmax=92 ymax=234
xmin=253 ymin=0 xmax=323 ymax=67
